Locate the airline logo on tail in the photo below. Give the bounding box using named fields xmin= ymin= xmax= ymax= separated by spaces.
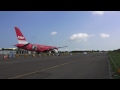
xmin=17 ymin=36 xmax=25 ymax=39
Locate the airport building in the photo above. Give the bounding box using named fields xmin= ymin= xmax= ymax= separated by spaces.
xmin=0 ymin=48 xmax=33 ymax=55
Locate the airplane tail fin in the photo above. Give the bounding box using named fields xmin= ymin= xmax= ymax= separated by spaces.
xmin=14 ymin=27 xmax=28 ymax=44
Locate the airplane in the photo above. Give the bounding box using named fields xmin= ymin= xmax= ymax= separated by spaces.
xmin=14 ymin=27 xmax=67 ymax=55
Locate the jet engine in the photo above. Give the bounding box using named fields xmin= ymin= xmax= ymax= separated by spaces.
xmin=32 ymin=45 xmax=37 ymax=50
xmin=52 ymin=49 xmax=58 ymax=53
xmin=48 ymin=51 xmax=51 ymax=54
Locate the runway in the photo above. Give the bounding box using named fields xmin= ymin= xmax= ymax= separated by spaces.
xmin=0 ymin=53 xmax=111 ymax=79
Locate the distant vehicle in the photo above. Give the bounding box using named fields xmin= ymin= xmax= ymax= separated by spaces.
xmin=83 ymin=52 xmax=87 ymax=54
xmin=13 ymin=27 xmax=67 ymax=55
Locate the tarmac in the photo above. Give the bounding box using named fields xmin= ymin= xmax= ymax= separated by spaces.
xmin=0 ymin=53 xmax=111 ymax=79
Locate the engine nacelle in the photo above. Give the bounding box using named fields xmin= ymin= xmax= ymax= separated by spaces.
xmin=32 ymin=45 xmax=37 ymax=50
xmin=52 ymin=49 xmax=58 ymax=53
xmin=48 ymin=51 xmax=51 ymax=54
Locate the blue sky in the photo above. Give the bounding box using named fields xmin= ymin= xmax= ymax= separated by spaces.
xmin=0 ymin=11 xmax=120 ymax=51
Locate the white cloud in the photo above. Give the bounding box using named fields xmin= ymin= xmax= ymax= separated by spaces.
xmin=50 ymin=31 xmax=57 ymax=35
xmin=69 ymin=33 xmax=95 ymax=42
xmin=91 ymin=11 xmax=105 ymax=15
xmin=99 ymin=33 xmax=110 ymax=38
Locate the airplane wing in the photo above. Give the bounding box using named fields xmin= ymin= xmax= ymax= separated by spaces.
xmin=57 ymin=46 xmax=68 ymax=48
xmin=49 ymin=46 xmax=67 ymax=50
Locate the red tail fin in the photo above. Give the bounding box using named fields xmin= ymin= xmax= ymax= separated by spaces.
xmin=15 ymin=27 xmax=26 ymax=40
xmin=14 ymin=27 xmax=28 ymax=44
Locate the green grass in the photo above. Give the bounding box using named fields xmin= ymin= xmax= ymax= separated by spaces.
xmin=108 ymin=52 xmax=120 ymax=79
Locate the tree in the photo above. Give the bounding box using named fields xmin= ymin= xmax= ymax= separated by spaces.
xmin=2 ymin=48 xmax=4 ymax=50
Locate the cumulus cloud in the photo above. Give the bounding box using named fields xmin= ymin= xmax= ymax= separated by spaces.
xmin=91 ymin=11 xmax=105 ymax=15
xmin=50 ymin=31 xmax=57 ymax=35
xmin=100 ymin=33 xmax=110 ymax=38
xmin=69 ymin=33 xmax=95 ymax=42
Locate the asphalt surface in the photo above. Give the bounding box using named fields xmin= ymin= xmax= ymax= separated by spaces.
xmin=0 ymin=53 xmax=111 ymax=79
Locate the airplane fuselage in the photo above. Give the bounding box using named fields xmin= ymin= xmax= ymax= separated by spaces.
xmin=16 ymin=44 xmax=58 ymax=52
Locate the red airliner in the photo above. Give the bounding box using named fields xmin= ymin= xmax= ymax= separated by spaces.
xmin=14 ymin=27 xmax=67 ymax=54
